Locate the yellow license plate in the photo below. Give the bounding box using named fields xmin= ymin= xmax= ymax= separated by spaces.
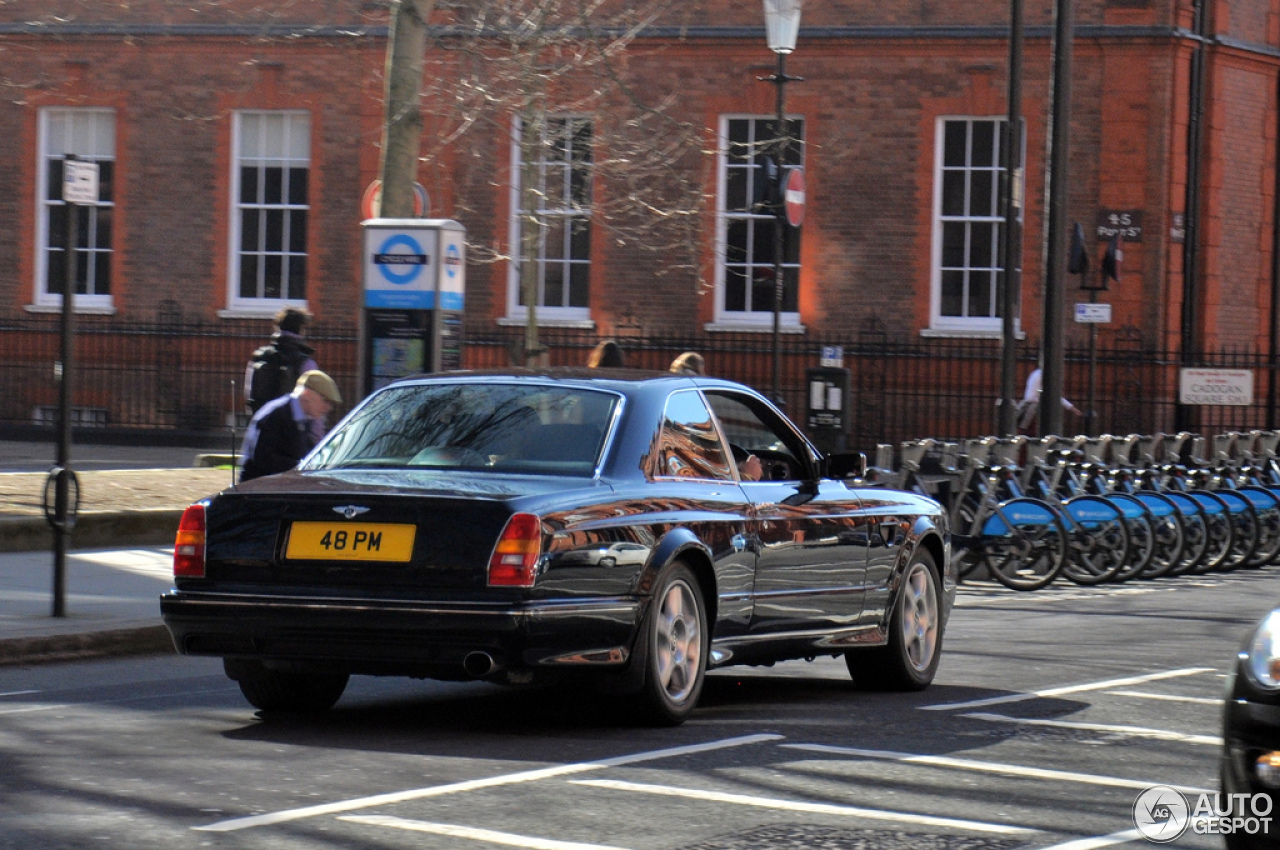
xmin=285 ymin=522 xmax=417 ymax=562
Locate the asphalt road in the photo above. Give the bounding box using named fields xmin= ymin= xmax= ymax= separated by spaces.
xmin=1 ymin=562 xmax=1277 ymax=850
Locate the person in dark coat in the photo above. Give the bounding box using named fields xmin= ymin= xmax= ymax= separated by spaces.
xmin=244 ymin=307 xmax=319 ymax=410
xmin=239 ymin=370 xmax=342 ymax=483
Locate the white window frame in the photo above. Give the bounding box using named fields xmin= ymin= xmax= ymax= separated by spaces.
xmin=226 ymin=110 xmax=311 ymax=315
xmin=505 ymin=114 xmax=593 ymax=325
xmin=710 ymin=113 xmax=804 ymax=331
xmin=928 ymin=116 xmax=1024 ymax=336
xmin=33 ymin=107 xmax=116 ymax=312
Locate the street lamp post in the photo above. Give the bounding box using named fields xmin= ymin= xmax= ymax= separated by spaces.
xmin=763 ymin=0 xmax=801 ymax=405
xmin=998 ymin=0 xmax=1025 ymax=435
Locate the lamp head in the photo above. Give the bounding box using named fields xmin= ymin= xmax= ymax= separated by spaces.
xmin=763 ymin=0 xmax=802 ymax=54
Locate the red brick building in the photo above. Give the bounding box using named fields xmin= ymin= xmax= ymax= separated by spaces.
xmin=1 ymin=0 xmax=1277 ymax=435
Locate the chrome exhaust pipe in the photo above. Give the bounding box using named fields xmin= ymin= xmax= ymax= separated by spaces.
xmin=462 ymin=651 xmax=500 ymax=678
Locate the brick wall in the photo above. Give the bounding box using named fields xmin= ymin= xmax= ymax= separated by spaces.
xmin=0 ymin=0 xmax=1277 ymax=359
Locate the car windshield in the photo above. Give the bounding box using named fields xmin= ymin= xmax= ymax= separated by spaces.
xmin=306 ymin=382 xmax=618 ymax=476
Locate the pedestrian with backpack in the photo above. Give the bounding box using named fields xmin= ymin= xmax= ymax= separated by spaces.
xmin=245 ymin=307 xmax=318 ymax=415
xmin=245 ymin=307 xmax=325 ymax=443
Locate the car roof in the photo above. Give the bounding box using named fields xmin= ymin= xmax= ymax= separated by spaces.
xmin=341 ymin=368 xmax=809 ymax=483
xmin=384 ymin=368 xmax=757 ymax=397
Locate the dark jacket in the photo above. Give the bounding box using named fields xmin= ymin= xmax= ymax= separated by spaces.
xmin=271 ymin=330 xmax=316 ymax=374
xmin=240 ymin=395 xmax=313 ymax=482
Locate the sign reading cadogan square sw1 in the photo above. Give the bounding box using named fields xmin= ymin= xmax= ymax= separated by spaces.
xmin=1178 ymin=368 xmax=1254 ymax=406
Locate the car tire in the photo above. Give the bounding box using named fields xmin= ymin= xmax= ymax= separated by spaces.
xmin=847 ymin=550 xmax=942 ymax=691
xmin=224 ymin=659 xmax=348 ymax=713
xmin=632 ymin=561 xmax=707 ymax=726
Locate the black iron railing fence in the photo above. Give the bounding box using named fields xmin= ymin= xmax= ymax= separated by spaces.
xmin=1 ymin=313 xmax=1277 ymax=451
xmin=0 ymin=314 xmax=359 ymax=438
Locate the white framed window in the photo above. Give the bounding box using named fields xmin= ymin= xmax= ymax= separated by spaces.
xmin=929 ymin=116 xmax=1023 ymax=334
xmin=34 ymin=108 xmax=116 ymax=311
xmin=713 ymin=114 xmax=803 ymax=329
xmin=506 ymin=115 xmax=593 ymax=323
xmin=228 ymin=110 xmax=310 ymax=312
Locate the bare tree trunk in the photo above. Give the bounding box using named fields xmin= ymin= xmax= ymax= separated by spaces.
xmin=378 ymin=0 xmax=436 ymax=218
xmin=517 ymin=87 xmax=548 ymax=367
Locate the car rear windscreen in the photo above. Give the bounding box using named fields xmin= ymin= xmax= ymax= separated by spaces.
xmin=307 ymin=383 xmax=618 ymax=476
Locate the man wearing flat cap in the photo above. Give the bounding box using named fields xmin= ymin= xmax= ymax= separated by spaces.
xmin=240 ymin=370 xmax=342 ymax=482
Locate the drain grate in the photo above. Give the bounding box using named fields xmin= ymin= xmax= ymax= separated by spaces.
xmin=681 ymin=825 xmax=1028 ymax=850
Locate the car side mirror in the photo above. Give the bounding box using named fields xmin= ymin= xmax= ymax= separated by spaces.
xmin=824 ymin=451 xmax=867 ymax=480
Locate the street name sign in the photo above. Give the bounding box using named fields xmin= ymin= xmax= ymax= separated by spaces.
xmin=1179 ymin=368 xmax=1253 ymax=406
xmin=1074 ymin=303 xmax=1112 ymax=323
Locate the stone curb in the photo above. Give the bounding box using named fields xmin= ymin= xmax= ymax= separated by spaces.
xmin=0 ymin=625 xmax=175 ymax=667
xmin=0 ymin=509 xmax=183 ymax=553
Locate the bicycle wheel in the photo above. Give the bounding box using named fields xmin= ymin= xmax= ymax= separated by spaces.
xmin=979 ymin=497 xmax=1068 ymax=591
xmin=1187 ymin=491 xmax=1235 ymax=574
xmin=1131 ymin=492 xmax=1185 ymax=579
xmin=1059 ymin=495 xmax=1131 ymax=585
xmin=1103 ymin=493 xmax=1158 ymax=583
xmin=1236 ymin=486 xmax=1280 ymax=567
xmin=1162 ymin=491 xmax=1207 ymax=575
xmin=1214 ymin=490 xmax=1259 ymax=571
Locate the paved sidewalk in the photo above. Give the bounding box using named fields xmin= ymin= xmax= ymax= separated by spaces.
xmin=0 ymin=547 xmax=178 ymax=665
xmin=0 ymin=441 xmax=237 ymax=666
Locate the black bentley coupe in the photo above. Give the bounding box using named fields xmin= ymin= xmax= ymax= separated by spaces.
xmin=161 ymin=370 xmax=953 ymax=724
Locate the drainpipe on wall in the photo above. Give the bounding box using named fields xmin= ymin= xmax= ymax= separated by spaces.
xmin=1177 ymin=0 xmax=1208 ymax=432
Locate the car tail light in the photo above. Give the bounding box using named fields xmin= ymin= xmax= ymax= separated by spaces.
xmin=173 ymin=503 xmax=207 ymax=578
xmin=488 ymin=512 xmax=542 ymax=587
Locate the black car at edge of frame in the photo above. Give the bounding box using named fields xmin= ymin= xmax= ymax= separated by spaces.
xmin=1223 ymin=605 xmax=1280 ymax=849
xmin=160 ymin=369 xmax=954 ymax=725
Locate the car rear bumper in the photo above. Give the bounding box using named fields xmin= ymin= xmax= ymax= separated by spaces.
xmin=160 ymin=590 xmax=643 ymax=677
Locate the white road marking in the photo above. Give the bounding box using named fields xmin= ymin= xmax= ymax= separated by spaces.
xmin=963 ymin=712 xmax=1223 ymax=746
xmin=1105 ymin=689 xmax=1220 ymax=706
xmin=340 ymin=815 xmax=630 ymax=850
xmin=1030 ymin=827 xmax=1146 ymax=850
xmin=195 ymin=733 xmax=783 ymax=833
xmin=571 ymin=779 xmax=1034 ymax=835
xmin=780 ymin=743 xmax=1212 ymax=796
xmin=921 ymin=667 xmax=1216 ymax=711
xmin=0 ymin=690 xmax=40 ymax=698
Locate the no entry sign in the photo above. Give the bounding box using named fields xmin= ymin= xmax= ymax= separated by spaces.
xmin=784 ymin=167 xmax=805 ymax=227
xmin=362 ymin=180 xmax=430 ymax=220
